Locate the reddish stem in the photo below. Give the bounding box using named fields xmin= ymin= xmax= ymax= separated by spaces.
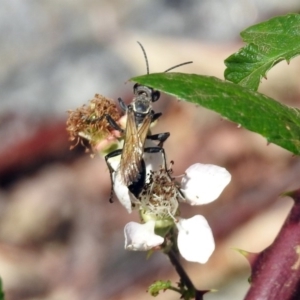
xmin=244 ymin=189 xmax=300 ymax=300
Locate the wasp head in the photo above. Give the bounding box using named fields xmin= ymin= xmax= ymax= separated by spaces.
xmin=132 ymin=83 xmax=160 ymax=114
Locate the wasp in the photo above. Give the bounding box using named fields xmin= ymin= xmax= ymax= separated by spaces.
xmin=102 ymin=42 xmax=192 ymax=201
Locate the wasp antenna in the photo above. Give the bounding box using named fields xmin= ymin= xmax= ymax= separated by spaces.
xmin=137 ymin=41 xmax=149 ymax=75
xmin=164 ymin=61 xmax=193 ymax=73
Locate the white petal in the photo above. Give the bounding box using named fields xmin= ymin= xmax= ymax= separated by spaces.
xmin=181 ymin=163 xmax=231 ymax=205
xmin=107 ymin=154 xmax=138 ymax=213
xmin=113 ymin=172 xmax=134 ymax=213
xmin=177 ymin=215 xmax=215 ymax=264
xmin=124 ymin=221 xmax=164 ymax=251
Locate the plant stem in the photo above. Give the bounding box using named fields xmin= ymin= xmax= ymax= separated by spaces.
xmin=244 ymin=189 xmax=300 ymax=300
xmin=167 ymin=248 xmax=206 ymax=300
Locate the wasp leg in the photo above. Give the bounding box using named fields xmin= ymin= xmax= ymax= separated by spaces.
xmin=147 ymin=132 xmax=170 ymax=147
xmin=152 ymin=112 xmax=162 ymax=123
xmin=84 ymin=114 xmax=124 ymax=133
xmin=105 ymin=149 xmax=123 ymax=203
xmin=104 ymin=114 xmax=124 ymax=132
xmin=118 ymin=97 xmax=127 ymax=112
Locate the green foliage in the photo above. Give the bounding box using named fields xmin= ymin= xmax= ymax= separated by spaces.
xmin=224 ymin=14 xmax=300 ymax=90
xmin=148 ymin=280 xmax=172 ymax=297
xmin=131 ymin=73 xmax=300 ymax=155
xmin=147 ymin=279 xmax=198 ymax=299
xmin=0 ymin=278 xmax=4 ymax=300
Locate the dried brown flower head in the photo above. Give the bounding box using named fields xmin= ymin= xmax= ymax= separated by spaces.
xmin=66 ymin=94 xmax=122 ymax=152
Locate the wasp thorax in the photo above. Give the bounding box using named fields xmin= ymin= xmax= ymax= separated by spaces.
xmin=132 ymin=98 xmax=152 ymax=115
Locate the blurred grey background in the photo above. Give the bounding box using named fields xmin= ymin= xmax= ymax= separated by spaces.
xmin=1 ymin=0 xmax=299 ymax=115
xmin=0 ymin=1 xmax=300 ymax=300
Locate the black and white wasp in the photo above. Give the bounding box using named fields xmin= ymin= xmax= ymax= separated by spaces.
xmin=103 ymin=42 xmax=192 ymax=201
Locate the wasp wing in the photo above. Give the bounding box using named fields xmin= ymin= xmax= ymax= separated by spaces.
xmin=119 ymin=108 xmax=152 ymax=186
xmin=136 ymin=111 xmax=152 ymax=147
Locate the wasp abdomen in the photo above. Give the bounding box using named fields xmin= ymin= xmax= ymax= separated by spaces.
xmin=127 ymin=159 xmax=146 ymax=198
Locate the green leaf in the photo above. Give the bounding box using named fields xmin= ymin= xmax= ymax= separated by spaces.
xmin=148 ymin=280 xmax=172 ymax=297
xmin=224 ymin=14 xmax=300 ymax=90
xmin=131 ymin=73 xmax=300 ymax=155
xmin=0 ymin=278 xmax=5 ymax=300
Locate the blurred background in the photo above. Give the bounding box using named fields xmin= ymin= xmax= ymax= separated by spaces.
xmin=1 ymin=1 xmax=300 ymax=299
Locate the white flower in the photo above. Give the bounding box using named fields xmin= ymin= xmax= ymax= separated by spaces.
xmin=112 ymin=153 xmax=231 ymax=264
xmin=176 ymin=215 xmax=215 ymax=264
xmin=124 ymin=220 xmax=164 ymax=250
xmin=124 ymin=215 xmax=215 ymax=264
xmin=180 ymin=163 xmax=231 ymax=205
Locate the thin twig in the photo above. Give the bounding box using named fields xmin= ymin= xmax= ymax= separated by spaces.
xmin=167 ymin=248 xmax=205 ymax=300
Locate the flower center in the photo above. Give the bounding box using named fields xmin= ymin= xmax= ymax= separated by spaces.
xmin=138 ymin=165 xmax=180 ymax=223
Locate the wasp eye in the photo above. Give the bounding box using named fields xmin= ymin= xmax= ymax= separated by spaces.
xmin=152 ymin=90 xmax=160 ymax=102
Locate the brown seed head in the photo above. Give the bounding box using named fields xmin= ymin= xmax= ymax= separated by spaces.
xmin=66 ymin=94 xmax=122 ymax=151
xmin=139 ymin=163 xmax=180 ymax=220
